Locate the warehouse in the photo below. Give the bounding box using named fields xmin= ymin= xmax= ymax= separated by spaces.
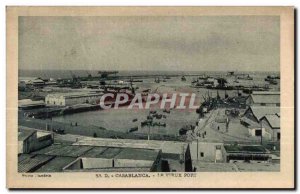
xmin=73 ymin=138 xmax=193 ymax=172
xmin=240 ymin=106 xmax=280 ymax=139
xmin=18 ymin=127 xmax=53 ymax=154
xmin=18 ymin=99 xmax=45 ymax=110
xmin=246 ymin=91 xmax=280 ymax=107
xmin=18 ymin=147 xmax=162 ymax=173
xmin=45 ymin=92 xmax=103 ymax=106
xmin=63 ymin=148 xmax=162 ymax=172
xmin=17 ymin=137 xmax=192 ymax=172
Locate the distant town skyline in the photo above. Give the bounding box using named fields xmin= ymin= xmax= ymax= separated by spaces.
xmin=19 ymin=16 xmax=280 ymax=72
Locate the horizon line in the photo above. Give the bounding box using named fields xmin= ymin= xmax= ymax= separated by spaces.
xmin=19 ymin=69 xmax=280 ymax=72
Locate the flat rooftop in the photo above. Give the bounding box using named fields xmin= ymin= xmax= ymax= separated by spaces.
xmin=46 ymin=92 xmax=103 ymax=99
xmin=33 ymin=144 xmax=159 ymax=161
xmin=224 ymin=144 xmax=269 ymax=154
xmin=35 ymin=156 xmax=76 ymax=172
xmin=26 ymin=143 xmax=161 ymax=172
xmin=251 ymin=91 xmax=280 ymax=95
xmin=63 ymin=167 xmax=152 ymax=172
xmin=33 ymin=145 xmax=94 ymax=157
xmin=73 ymin=137 xmax=188 ymax=155
xmin=81 ymin=147 xmax=108 ymax=158
xmin=115 ymin=148 xmax=159 ymax=161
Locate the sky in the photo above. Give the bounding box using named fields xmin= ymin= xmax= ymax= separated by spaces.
xmin=19 ymin=16 xmax=280 ymax=72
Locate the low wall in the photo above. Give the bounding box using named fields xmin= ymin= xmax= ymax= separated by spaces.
xmin=114 ymin=159 xmax=153 ymax=168
xmin=82 ymin=158 xmax=113 ymax=169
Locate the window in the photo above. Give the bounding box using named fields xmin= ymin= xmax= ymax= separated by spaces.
xmin=260 ymin=103 xmax=266 ymax=106
xmin=277 ymin=133 xmax=280 ymax=140
xmin=276 ymin=103 xmax=280 ymax=107
xmin=200 ymin=152 xmax=204 ymax=157
xmin=255 ymin=129 xmax=262 ymax=136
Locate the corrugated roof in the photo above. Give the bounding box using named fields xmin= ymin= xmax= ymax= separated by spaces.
xmin=252 ymin=91 xmax=280 ymax=95
xmin=35 ymin=156 xmax=76 ymax=172
xmin=44 ymin=145 xmax=93 ymax=157
xmin=18 ymin=155 xmax=54 ymax=172
xmin=98 ymin=147 xmax=123 ymax=158
xmin=115 ymin=148 xmax=159 ymax=161
xmin=18 ymin=154 xmax=33 ymax=162
xmin=32 ymin=144 xmax=68 ymax=155
xmin=261 ymin=115 xmax=280 ymax=129
xmin=248 ymin=106 xmax=280 ymax=121
xmin=81 ymin=147 xmax=108 ymax=158
xmin=73 ymin=138 xmax=188 ymax=155
xmin=35 ymin=143 xmax=159 ymax=161
xmin=250 ymin=92 xmax=280 ymax=104
xmin=65 ymin=167 xmax=152 ymax=172
xmin=240 ymin=117 xmax=260 ymax=128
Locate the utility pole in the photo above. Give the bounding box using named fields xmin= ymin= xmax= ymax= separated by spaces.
xmin=197 ymin=138 xmax=199 ymax=161
xmin=260 ymin=121 xmax=263 ymax=145
xmin=148 ymin=125 xmax=150 ymax=141
xmin=182 ymin=145 xmax=186 ymax=170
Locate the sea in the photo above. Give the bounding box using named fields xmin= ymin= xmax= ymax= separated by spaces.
xmin=19 ymin=69 xmax=280 ymax=135
xmin=19 ymin=69 xmax=279 ymax=80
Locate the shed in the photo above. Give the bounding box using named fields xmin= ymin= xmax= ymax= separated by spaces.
xmin=246 ymin=91 xmax=280 ymax=106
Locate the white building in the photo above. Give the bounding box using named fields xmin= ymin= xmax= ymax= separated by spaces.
xmin=45 ymin=92 xmax=103 ymax=106
xmin=240 ymin=106 xmax=280 ymax=139
xmin=260 ymin=114 xmax=280 ymax=141
xmin=189 ymin=141 xmax=224 ymax=162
